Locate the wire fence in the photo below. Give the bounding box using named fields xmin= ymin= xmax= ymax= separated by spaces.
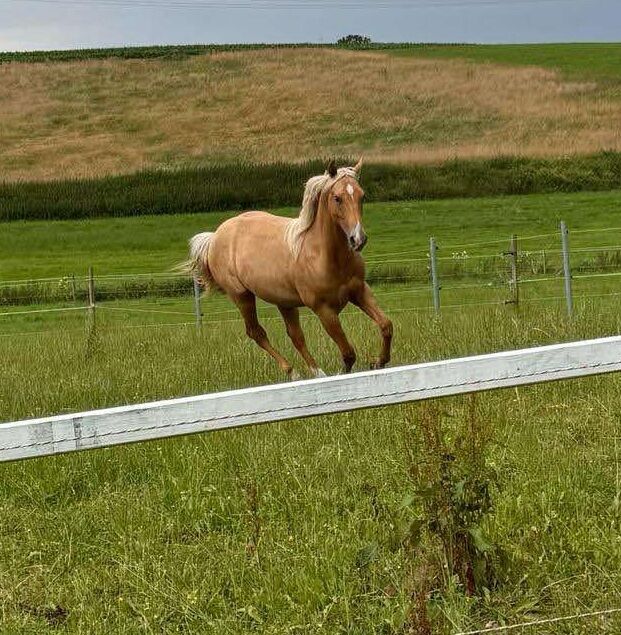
xmin=2 ymin=220 xmax=620 ymax=339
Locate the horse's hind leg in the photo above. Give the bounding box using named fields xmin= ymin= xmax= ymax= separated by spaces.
xmin=234 ymin=292 xmax=294 ymax=377
xmin=279 ymin=307 xmax=326 ymax=378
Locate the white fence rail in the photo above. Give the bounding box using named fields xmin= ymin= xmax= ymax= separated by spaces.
xmin=1 ymin=335 xmax=620 ymax=463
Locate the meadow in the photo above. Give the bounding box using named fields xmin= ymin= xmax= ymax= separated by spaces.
xmin=2 ymin=44 xmax=621 ymax=182
xmin=3 ymin=42 xmax=621 ymax=85
xmin=389 ymin=42 xmax=621 ymax=87
xmin=2 ymin=39 xmax=621 ymax=632
xmin=3 ymin=189 xmax=620 ymax=280
xmin=1 ymin=187 xmax=621 ymax=632
xmin=2 ymin=298 xmax=621 ymax=634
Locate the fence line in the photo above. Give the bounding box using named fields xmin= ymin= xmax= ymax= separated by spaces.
xmin=1 ymin=335 xmax=620 ymax=463
xmin=97 ymin=305 xmax=196 ymax=317
xmin=3 ymin=292 xmax=620 ymax=340
xmin=574 ymin=271 xmax=621 ymax=281
xmin=2 ymin=290 xmax=620 ymax=334
xmin=0 ymin=306 xmax=86 ymax=318
xmin=3 ymin=220 xmax=621 ymax=331
xmin=572 ymin=226 xmax=621 ymax=235
xmin=2 ymin=244 xmax=620 ymax=289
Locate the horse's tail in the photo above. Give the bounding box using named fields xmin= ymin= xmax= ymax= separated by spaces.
xmin=178 ymin=232 xmax=218 ymax=292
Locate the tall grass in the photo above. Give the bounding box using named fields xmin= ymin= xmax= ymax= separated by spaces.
xmin=1 ymin=302 xmax=621 ymax=633
xmin=2 ymin=153 xmax=621 ymax=222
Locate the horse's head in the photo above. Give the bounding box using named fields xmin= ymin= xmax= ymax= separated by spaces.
xmin=326 ymin=158 xmax=367 ymax=252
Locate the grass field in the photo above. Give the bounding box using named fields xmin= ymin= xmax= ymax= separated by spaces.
xmin=390 ymin=42 xmax=621 ymax=87
xmin=3 ymin=42 xmax=621 ymax=85
xmin=2 ymin=44 xmax=621 ymax=182
xmin=2 ymin=186 xmax=621 ymax=632
xmin=2 ymin=36 xmax=621 ymax=627
xmin=2 ymin=300 xmax=621 ymax=633
xmin=3 ymin=189 xmax=621 ymax=280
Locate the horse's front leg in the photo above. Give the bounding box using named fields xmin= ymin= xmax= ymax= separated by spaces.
xmin=313 ymin=305 xmax=356 ymax=373
xmin=351 ymin=283 xmax=393 ymax=369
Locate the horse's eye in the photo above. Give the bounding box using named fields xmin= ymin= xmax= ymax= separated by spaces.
xmin=334 ymin=195 xmax=342 ymax=204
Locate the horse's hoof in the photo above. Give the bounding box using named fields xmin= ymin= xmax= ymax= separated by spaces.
xmin=288 ymin=369 xmax=301 ymax=381
xmin=313 ymin=368 xmax=327 ymax=378
xmin=370 ymin=361 xmax=385 ymax=371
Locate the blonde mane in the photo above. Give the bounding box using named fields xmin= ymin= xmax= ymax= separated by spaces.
xmin=285 ymin=166 xmax=359 ymax=258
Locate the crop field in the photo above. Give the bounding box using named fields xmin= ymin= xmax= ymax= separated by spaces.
xmin=2 ymin=44 xmax=621 ymax=182
xmin=2 ymin=186 xmax=621 ymax=632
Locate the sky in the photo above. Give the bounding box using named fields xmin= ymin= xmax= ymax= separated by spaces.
xmin=0 ymin=0 xmax=619 ymax=52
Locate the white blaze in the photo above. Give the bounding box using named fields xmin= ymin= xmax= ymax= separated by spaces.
xmin=346 ymin=184 xmax=354 ymax=198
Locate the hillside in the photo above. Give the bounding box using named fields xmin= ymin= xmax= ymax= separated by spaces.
xmin=1 ymin=44 xmax=621 ymax=182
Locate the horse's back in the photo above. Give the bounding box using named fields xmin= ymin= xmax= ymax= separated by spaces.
xmin=213 ymin=211 xmax=289 ymax=253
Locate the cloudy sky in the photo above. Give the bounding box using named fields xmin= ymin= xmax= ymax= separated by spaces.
xmin=0 ymin=0 xmax=619 ymax=52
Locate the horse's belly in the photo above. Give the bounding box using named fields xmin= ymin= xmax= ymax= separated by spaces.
xmin=244 ymin=275 xmax=301 ymax=307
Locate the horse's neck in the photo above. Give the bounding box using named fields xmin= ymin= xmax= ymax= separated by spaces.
xmin=305 ymin=200 xmax=351 ymax=268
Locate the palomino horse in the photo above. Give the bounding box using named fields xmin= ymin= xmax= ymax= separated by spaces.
xmin=184 ymin=159 xmax=392 ymax=377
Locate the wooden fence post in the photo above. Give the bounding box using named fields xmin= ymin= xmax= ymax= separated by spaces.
xmin=560 ymin=221 xmax=573 ymax=317
xmin=193 ymin=278 xmax=203 ymax=331
xmin=429 ymin=237 xmax=440 ymax=314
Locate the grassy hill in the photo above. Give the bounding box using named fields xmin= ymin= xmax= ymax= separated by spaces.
xmin=1 ymin=43 xmax=621 ymax=183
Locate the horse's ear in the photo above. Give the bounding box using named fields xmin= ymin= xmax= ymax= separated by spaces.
xmin=354 ymin=156 xmax=364 ymax=176
xmin=327 ymin=159 xmax=338 ymax=178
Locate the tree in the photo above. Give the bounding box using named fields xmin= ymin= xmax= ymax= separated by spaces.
xmin=336 ymin=35 xmax=372 ymax=49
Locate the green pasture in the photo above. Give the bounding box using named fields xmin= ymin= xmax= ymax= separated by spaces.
xmin=2 ymin=189 xmax=621 ymax=281
xmin=1 ymin=187 xmax=621 ymax=632
xmin=1 ymin=301 xmax=621 ymax=633
xmin=389 ymin=42 xmax=621 ymax=87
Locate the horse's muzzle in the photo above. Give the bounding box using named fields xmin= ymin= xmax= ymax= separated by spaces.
xmin=348 ymin=224 xmax=368 ymax=252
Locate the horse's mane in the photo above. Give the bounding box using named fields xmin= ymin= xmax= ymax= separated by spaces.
xmin=285 ymin=166 xmax=359 ymax=258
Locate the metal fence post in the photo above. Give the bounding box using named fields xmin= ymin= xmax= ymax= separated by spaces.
xmin=429 ymin=237 xmax=440 ymax=313
xmin=87 ymin=266 xmax=96 ymax=338
xmin=193 ymin=278 xmax=203 ymax=331
xmin=505 ymin=234 xmax=519 ymax=307
xmin=560 ymin=221 xmax=573 ymax=317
